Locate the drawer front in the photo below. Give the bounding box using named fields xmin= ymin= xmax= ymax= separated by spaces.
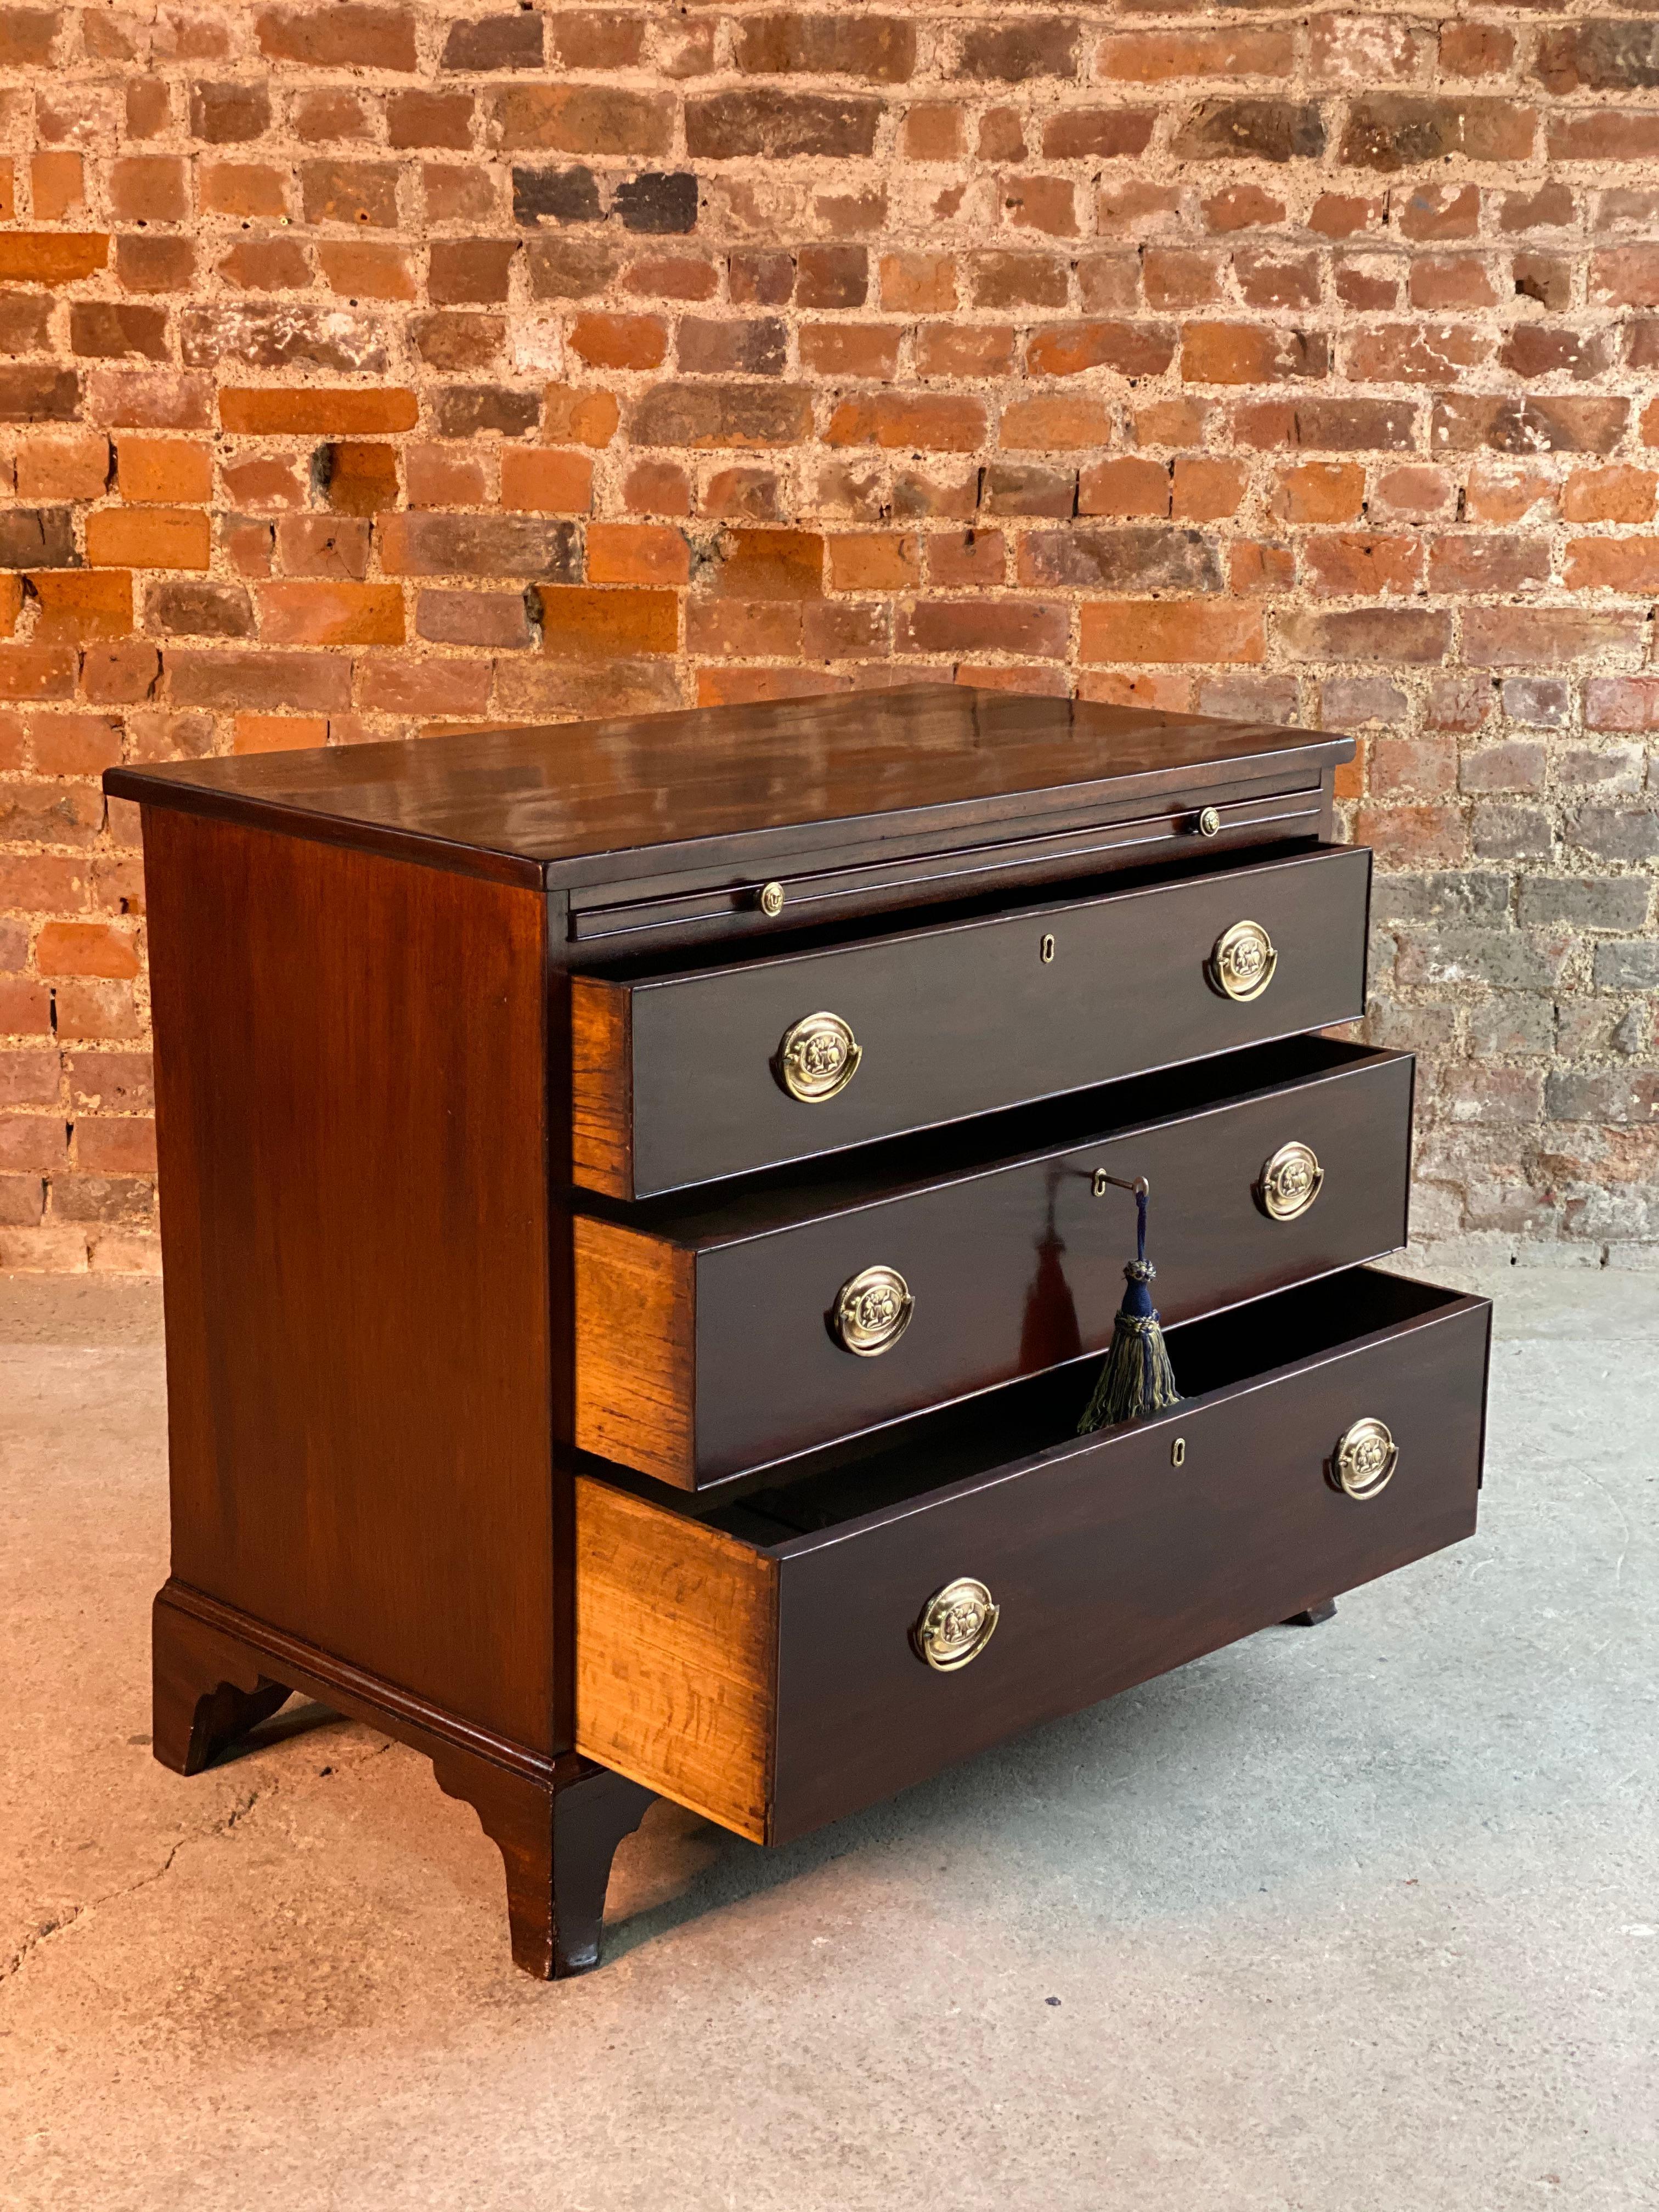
xmin=571 ymin=844 xmax=1371 ymax=1198
xmin=574 ymin=1045 xmax=1415 ymax=1488
xmin=573 ymin=1276 xmax=1490 ymax=1844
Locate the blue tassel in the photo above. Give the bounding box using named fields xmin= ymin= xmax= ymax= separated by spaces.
xmin=1077 ymin=1182 xmax=1182 ymax=1435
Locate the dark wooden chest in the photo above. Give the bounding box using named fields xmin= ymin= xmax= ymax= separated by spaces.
xmin=108 ymin=685 xmax=1490 ymax=1978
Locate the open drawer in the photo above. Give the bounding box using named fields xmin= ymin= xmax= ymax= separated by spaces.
xmin=574 ymin=1269 xmax=1490 ymax=1845
xmin=574 ymin=1037 xmax=1416 ymax=1489
xmin=571 ymin=843 xmax=1371 ymax=1199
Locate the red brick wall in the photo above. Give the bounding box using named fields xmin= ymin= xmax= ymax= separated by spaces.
xmin=2 ymin=3 xmax=1657 ymax=1273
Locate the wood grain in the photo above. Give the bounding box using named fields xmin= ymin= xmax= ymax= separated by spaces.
xmin=574 ymin=1476 xmax=775 ymax=1841
xmin=574 ymin=1040 xmax=1414 ymax=1488
xmin=569 ymin=977 xmax=631 ymax=1198
xmin=576 ymin=843 xmax=1372 ymax=1198
xmin=106 ymin=684 xmax=1355 ymax=890
xmin=144 ymin=806 xmax=556 ymax=1754
xmin=573 ymin=1215 xmax=696 ymax=1488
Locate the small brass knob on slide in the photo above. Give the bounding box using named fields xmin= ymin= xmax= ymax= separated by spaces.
xmin=1195 ymin=806 xmax=1222 ymax=838
xmin=911 ymin=1578 xmax=1000 ymax=1672
xmin=1257 ymin=1141 xmax=1324 ymax=1222
xmin=1331 ymin=1418 xmax=1397 ymax=1500
xmin=774 ymin=1010 xmax=861 ymax=1102
xmin=758 ymin=879 xmax=785 ymax=918
xmin=1208 ymin=918 xmax=1277 ymax=1002
xmin=831 ymin=1264 xmax=913 ymax=1356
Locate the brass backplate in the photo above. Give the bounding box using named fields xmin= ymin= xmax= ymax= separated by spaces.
xmin=774 ymin=1009 xmax=861 ymax=1102
xmin=831 ymin=1264 xmax=913 ymax=1356
xmin=1257 ymin=1140 xmax=1324 ymax=1222
xmin=911 ymin=1577 xmax=1000 ymax=1672
xmin=1207 ymin=918 xmax=1277 ymax=1002
xmin=1332 ymin=1417 xmax=1398 ymax=1500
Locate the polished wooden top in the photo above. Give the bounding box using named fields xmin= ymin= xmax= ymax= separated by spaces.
xmin=106 ymin=684 xmax=1352 ymax=889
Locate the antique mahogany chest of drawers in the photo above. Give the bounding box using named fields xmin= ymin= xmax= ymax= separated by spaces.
xmin=107 ymin=685 xmax=1492 ymax=1979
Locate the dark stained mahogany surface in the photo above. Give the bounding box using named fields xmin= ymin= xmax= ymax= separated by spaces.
xmin=105 ymin=685 xmax=1354 ymax=889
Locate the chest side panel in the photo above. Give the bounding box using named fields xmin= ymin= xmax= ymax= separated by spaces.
xmin=144 ymin=809 xmax=556 ymax=1755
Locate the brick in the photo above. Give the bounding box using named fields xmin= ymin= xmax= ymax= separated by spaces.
xmin=199 ymin=162 xmax=289 ymax=219
xmin=585 ymin=523 xmax=690 ymax=585
xmin=1464 ymin=608 xmax=1644 ymax=668
xmin=388 ymin=90 xmax=474 ymax=151
xmin=181 ymin=306 xmax=388 ymax=376
xmin=1079 ymin=458 xmax=1170 ymax=520
xmin=25 ymin=571 xmax=133 ymax=642
xmin=1183 ymin=324 xmax=1328 ymax=385
xmin=85 ymin=509 xmax=210 ymax=571
xmin=1018 ymin=527 xmax=1217 ymax=593
xmin=735 ymin=15 xmax=915 ymax=83
xmin=684 ymin=89 xmax=879 ymax=160
xmin=827 ymin=533 xmax=919 ymax=591
xmin=897 ymin=599 xmax=1068 ymax=658
xmin=1240 ymin=403 xmax=1419 ymax=460
xmin=1269 ymin=462 xmax=1364 ymax=523
xmin=358 ymin=661 xmax=492 ymax=716
xmin=1536 ymin=22 xmax=1659 ymax=95
xmin=1304 ymin=534 xmax=1423 ymax=598
xmin=495 ymin=85 xmax=676 ymax=157
xmin=256 ymin=5 xmax=416 ymax=71
xmin=1340 ymin=97 xmax=1534 ymax=171
xmin=443 ymin=14 xmax=544 ymax=70
xmin=275 ymin=516 xmax=370 ymax=580
xmin=1519 ymin=879 xmax=1651 ymax=933
xmin=955 ymin=19 xmax=1078 ymax=81
xmin=118 ymin=437 xmax=211 ymax=506
xmin=1432 ymin=396 xmax=1629 ymax=457
xmin=0 ymin=232 xmax=106 ymax=284
xmin=552 ymin=14 xmax=645 ymax=71
xmin=1095 ymin=27 xmax=1291 ymax=82
xmin=301 ymin=161 xmax=399 ymax=230
xmin=35 ymin=922 xmax=140 ymax=980
xmin=1308 ymin=14 xmax=1431 ymax=87
xmin=117 ymin=236 xmax=198 ymax=295
xmin=415 ymin=588 xmax=532 ymax=648
xmin=1429 ymin=537 xmax=1551 ymax=595
xmin=628 ymin=382 xmax=810 ymax=449
xmin=377 ymin=514 xmax=579 ymax=580
xmin=1565 ymin=539 xmax=1659 ymax=594
xmin=500 ymin=448 xmax=593 ymax=514
xmin=803 ymin=324 xmax=902 ymax=379
xmin=219 ymin=389 xmax=418 ymax=437
xmin=1564 ymin=467 xmax=1657 ymax=524
xmin=1170 ymin=101 xmax=1325 ymax=163
xmin=189 ymin=82 xmax=271 ymax=144
xmin=535 ymin=585 xmax=677 ymax=657
xmin=0 ymin=507 xmax=74 ymax=567
xmin=1025 ymin=321 xmax=1175 ymax=380
xmin=1081 ymin=601 xmax=1263 ymax=665
xmin=1277 ymin=608 xmax=1451 ymax=664
xmin=169 ymin=651 xmax=352 ymax=713
xmin=1594 ymin=941 xmax=1659 ymax=992
xmin=710 ymin=529 xmax=823 ymax=600
xmin=145 ymin=580 xmax=255 ymax=638
xmin=1040 ymin=109 xmax=1155 ymax=161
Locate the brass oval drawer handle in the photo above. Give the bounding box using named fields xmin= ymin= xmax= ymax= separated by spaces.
xmin=774 ymin=1009 xmax=861 ymax=1102
xmin=1332 ymin=1418 xmax=1397 ymax=1500
xmin=1257 ymin=1141 xmax=1324 ymax=1222
xmin=911 ymin=1577 xmax=999 ymax=1672
xmin=831 ymin=1264 xmax=913 ymax=1356
xmin=1208 ymin=918 xmax=1277 ymax=1002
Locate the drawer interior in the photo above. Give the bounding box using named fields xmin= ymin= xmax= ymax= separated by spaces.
xmin=575 ymin=1267 xmax=1488 ymax=1843
xmin=710 ymin=1269 xmax=1472 ymax=1542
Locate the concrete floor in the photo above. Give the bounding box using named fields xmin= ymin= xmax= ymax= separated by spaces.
xmin=1 ymin=1255 xmax=1655 ymax=2211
